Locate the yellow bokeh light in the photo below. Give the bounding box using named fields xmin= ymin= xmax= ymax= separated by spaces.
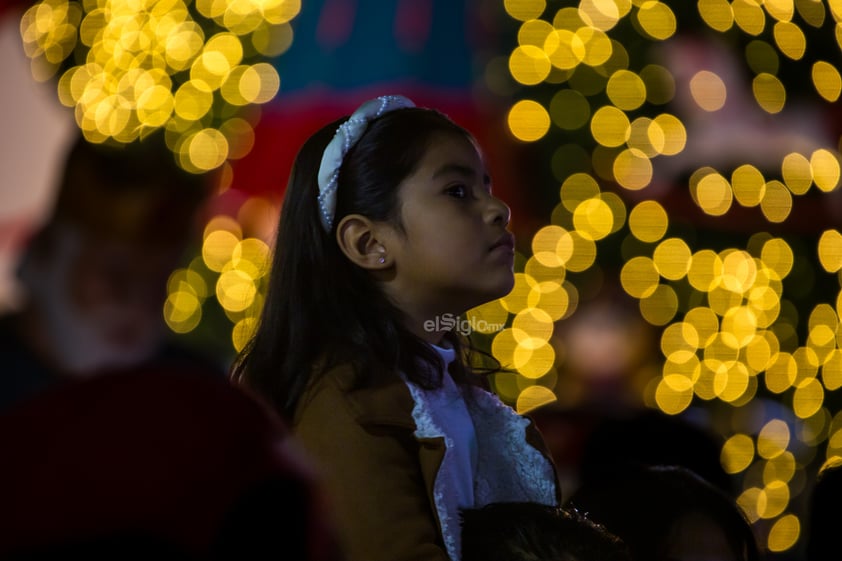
xmin=651 ymin=113 xmax=685 ymax=156
xmin=629 ymin=117 xmax=659 ymax=157
xmin=187 ymin=128 xmax=229 ymax=171
xmin=573 ymin=197 xmax=614 ymax=241
xmin=721 ymin=306 xmax=758 ymax=349
xmin=757 ymin=480 xmax=790 ymax=519
xmin=639 ymin=283 xmax=678 ymax=326
xmin=164 ymin=289 xmax=202 ymax=332
xmin=720 ymin=249 xmax=757 ymax=294
xmin=823 ymin=349 xmax=842 ymax=390
xmin=733 ymin=0 xmax=766 ymax=36
xmin=764 ymin=451 xmax=796 ymax=484
xmin=512 ymin=307 xmax=555 ymax=342
xmin=202 ymin=228 xmax=240 ymax=272
xmin=174 ymin=80 xmax=213 ymax=120
xmin=503 ymin=0 xmax=546 ymax=21
xmin=766 ymin=0 xmax=795 ymax=21
xmin=747 ymin=336 xmax=778 ymax=378
xmin=686 ymin=307 xmax=720 ymax=347
xmin=550 ymin=89 xmax=591 ymax=130
xmin=560 ymin=172 xmax=601 ymax=212
xmin=577 ymin=0 xmax=623 ymax=31
xmin=241 ymin=63 xmax=280 ymax=104
xmin=23 ymin=0 xmax=298 ymax=167
xmin=687 ymin=249 xmax=723 ymax=292
xmin=606 ymin=69 xmax=646 ymax=110
xmin=635 ymin=1 xmax=676 ymax=41
xmin=620 ymin=256 xmax=660 ymax=299
xmin=513 ymin=339 xmax=555 ymax=378
xmin=501 ymin=273 xmax=535 ymax=314
xmin=661 ymin=321 xmax=699 ymax=358
xmin=231 ymin=237 xmax=270 ymax=279
xmin=781 ymin=152 xmax=813 ymax=195
xmin=613 ymin=148 xmax=653 ymax=190
xmin=509 ymin=45 xmax=552 ymax=86
xmin=516 ymin=384 xmax=558 ymax=414
xmin=532 ymin=225 xmax=568 ymax=267
xmin=545 ymin=28 xmax=586 ymax=70
xmin=766 ymin=352 xmax=797 ymax=393
xmin=562 ymin=231 xmax=597 ymax=272
xmin=753 ymin=73 xmax=787 ymax=114
xmin=232 ymin=316 xmax=258 ymax=353
xmin=216 ymin=269 xmax=257 ymax=312
xmin=508 ymin=99 xmax=551 ymax=142
xmin=628 ymin=200 xmax=668 ymax=243
xmin=767 ymin=514 xmax=800 ymax=553
xmin=698 ymin=0 xmax=734 ymax=32
xmin=689 ymin=70 xmax=727 ymax=112
xmin=760 ymin=237 xmax=794 ymax=279
xmin=590 ymin=105 xmax=630 ymax=147
xmin=653 ymin=237 xmax=691 ymax=281
xmin=773 ymin=20 xmax=806 ymax=60
xmin=731 ymin=164 xmax=766 ymax=207
xmin=818 ymin=230 xmax=842 ymax=272
xmin=655 ymin=374 xmax=694 ymax=414
xmin=793 ymin=378 xmax=824 ymax=419
xmin=759 ymin=180 xmax=793 ymax=223
xmin=579 ymin=27 xmax=613 ymax=67
xmin=695 ymin=171 xmax=733 ymax=216
xmin=812 ymin=60 xmax=842 ymax=102
xmin=466 ymin=299 xmax=510 ymax=334
xmin=518 ymin=17 xmax=554 ymax=47
xmin=598 ymin=191 xmax=627 ymax=233
xmin=721 ymin=433 xmax=755 ymax=474
xmin=811 ymin=148 xmax=841 ymax=192
xmin=757 ymin=418 xmax=791 ymax=459
xmin=528 ymin=281 xmax=570 ymax=321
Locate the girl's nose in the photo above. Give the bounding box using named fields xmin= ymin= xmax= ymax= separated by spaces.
xmin=486 ymin=195 xmax=511 ymax=227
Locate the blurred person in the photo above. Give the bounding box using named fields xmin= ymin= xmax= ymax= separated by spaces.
xmin=0 ymin=364 xmax=345 ymax=561
xmin=460 ymin=501 xmax=631 ymax=561
xmin=530 ymin=277 xmax=671 ymax=500
xmin=568 ymin=464 xmax=761 ymax=561
xmin=0 ymin=132 xmax=223 ymax=411
xmin=804 ymin=457 xmax=842 ymax=561
xmin=576 ymin=406 xmax=734 ymax=497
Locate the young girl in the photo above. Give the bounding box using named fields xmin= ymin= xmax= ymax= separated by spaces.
xmin=230 ymin=94 xmax=561 ymax=561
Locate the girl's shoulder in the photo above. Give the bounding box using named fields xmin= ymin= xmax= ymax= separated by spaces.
xmin=295 ymin=361 xmax=416 ymax=430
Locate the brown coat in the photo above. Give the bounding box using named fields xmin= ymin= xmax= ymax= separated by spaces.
xmin=293 ymin=364 xmax=561 ymax=561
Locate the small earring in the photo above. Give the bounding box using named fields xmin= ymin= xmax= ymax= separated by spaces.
xmin=378 ymin=256 xmax=386 ymax=264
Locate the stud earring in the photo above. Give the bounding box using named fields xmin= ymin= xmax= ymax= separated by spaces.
xmin=378 ymin=256 xmax=386 ymax=264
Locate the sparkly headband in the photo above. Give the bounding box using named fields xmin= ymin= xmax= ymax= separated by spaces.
xmin=317 ymin=94 xmax=416 ymax=231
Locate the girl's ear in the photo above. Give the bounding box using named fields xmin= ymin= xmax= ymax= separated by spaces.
xmin=335 ymin=214 xmax=391 ymax=270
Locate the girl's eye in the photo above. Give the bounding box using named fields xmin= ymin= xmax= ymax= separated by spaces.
xmin=446 ymin=185 xmax=468 ymax=198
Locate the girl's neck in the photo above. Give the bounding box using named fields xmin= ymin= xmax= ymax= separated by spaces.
xmin=404 ymin=312 xmax=462 ymax=346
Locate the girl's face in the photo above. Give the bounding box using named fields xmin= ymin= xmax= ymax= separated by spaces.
xmin=383 ymin=131 xmax=514 ymax=322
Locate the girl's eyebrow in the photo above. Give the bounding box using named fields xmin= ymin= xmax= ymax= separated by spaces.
xmin=432 ymin=163 xmax=492 ymax=186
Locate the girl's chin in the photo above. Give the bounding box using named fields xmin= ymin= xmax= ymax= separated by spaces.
xmin=473 ymin=278 xmax=516 ymax=308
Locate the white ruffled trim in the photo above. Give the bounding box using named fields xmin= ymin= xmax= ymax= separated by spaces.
xmin=405 ymin=382 xmax=557 ymax=561
xmin=405 ymin=381 xmax=462 ymax=561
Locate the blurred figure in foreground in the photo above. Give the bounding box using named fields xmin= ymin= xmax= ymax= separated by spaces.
xmin=460 ymin=501 xmax=631 ymax=561
xmin=804 ymin=457 xmax=842 ymax=561
xmin=0 ymin=366 xmax=344 ymax=561
xmin=569 ymin=464 xmax=761 ymax=561
xmin=0 ymin=132 xmax=222 ymax=411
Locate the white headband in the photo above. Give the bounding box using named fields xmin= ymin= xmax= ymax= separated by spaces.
xmin=317 ymin=94 xmax=416 ymax=231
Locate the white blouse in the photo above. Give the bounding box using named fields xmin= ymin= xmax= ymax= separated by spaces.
xmin=403 ymin=341 xmax=557 ymax=561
